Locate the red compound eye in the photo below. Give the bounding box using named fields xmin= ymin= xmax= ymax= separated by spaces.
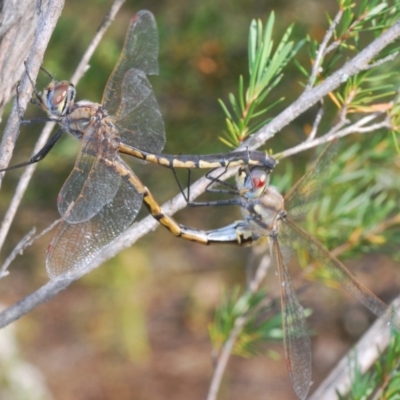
xmin=252 ymin=177 xmax=264 ymax=188
xmin=251 ymin=170 xmax=267 ymax=188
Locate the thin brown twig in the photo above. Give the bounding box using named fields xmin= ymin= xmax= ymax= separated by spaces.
xmin=306 ymin=9 xmax=344 ymax=90
xmin=70 ymin=0 xmax=125 ymax=85
xmin=361 ymin=51 xmax=400 ymax=71
xmin=207 ymin=314 xmax=248 ymax=400
xmin=0 ymin=218 xmax=62 ymax=279
xmin=306 ymin=100 xmax=324 ymax=142
xmin=324 ymin=9 xmax=370 ymax=55
xmin=274 ymin=112 xmax=390 ymax=159
xmin=207 ymin=253 xmax=272 ymax=400
xmin=0 ymin=228 xmax=36 ymax=279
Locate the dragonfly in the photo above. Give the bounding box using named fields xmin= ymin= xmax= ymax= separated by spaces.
xmin=0 ymin=10 xmax=276 ymax=280
xmin=159 ymin=142 xmax=400 ymax=400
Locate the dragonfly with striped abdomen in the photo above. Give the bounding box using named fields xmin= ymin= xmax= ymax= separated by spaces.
xmin=159 ymin=141 xmax=400 ymax=400
xmin=0 ymin=10 xmax=275 ymax=280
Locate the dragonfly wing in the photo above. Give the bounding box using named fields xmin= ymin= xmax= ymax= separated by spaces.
xmin=47 ymin=158 xmax=144 ymax=279
xmin=58 ymin=122 xmax=121 ymax=224
xmin=271 ymin=235 xmax=311 ymax=400
xmin=113 ymin=68 xmax=165 ymax=152
xmin=102 ymin=10 xmax=158 ymax=113
xmin=285 ymin=141 xmax=338 ymax=221
xmin=102 ymin=10 xmax=165 ymax=152
xmin=284 ymin=217 xmax=400 ymax=329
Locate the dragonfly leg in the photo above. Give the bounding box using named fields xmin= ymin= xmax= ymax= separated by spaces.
xmin=0 ymin=129 xmax=64 ymax=172
xmin=171 ymin=164 xmax=240 ymax=208
xmin=170 ymin=167 xmax=191 ymax=203
xmin=204 ymin=167 xmax=239 ymax=195
xmin=23 ymin=61 xmax=45 ymax=108
xmin=17 ymin=62 xmax=57 ymax=125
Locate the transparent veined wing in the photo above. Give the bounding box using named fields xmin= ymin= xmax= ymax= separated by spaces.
xmin=102 ymin=10 xmax=165 ymax=153
xmin=270 ymin=233 xmax=311 ymax=400
xmin=284 ymin=217 xmax=400 ymax=327
xmin=47 ymin=157 xmax=144 ymax=279
xmin=284 ymin=141 xmax=338 ymax=221
xmin=57 ymin=121 xmax=122 ymax=224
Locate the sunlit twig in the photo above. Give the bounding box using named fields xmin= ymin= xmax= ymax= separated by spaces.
xmin=306 ymin=9 xmax=343 ymax=90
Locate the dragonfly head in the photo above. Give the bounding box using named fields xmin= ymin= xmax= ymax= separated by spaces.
xmin=40 ymin=80 xmax=76 ymax=117
xmin=237 ymin=166 xmax=270 ymax=199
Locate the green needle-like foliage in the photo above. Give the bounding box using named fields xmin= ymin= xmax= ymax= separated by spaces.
xmin=218 ymin=12 xmax=302 ymax=147
xmin=209 ymin=287 xmax=283 ymax=358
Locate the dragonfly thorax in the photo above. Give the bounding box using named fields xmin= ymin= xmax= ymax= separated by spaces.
xmin=60 ymin=102 xmax=114 ymax=141
xmin=41 ymin=80 xmax=76 ymax=117
xmin=242 ymin=185 xmax=284 ymax=235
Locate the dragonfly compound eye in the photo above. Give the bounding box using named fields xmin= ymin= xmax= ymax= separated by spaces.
xmin=250 ymin=169 xmax=268 ymax=189
xmin=44 ymin=81 xmax=76 ymax=117
xmin=241 ymin=167 xmax=269 ymax=198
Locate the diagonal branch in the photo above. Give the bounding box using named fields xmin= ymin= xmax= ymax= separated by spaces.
xmin=308 ymin=297 xmax=400 ymax=400
xmin=0 ymin=0 xmax=64 ymax=180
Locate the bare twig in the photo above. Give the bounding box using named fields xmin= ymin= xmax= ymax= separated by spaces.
xmin=70 ymin=0 xmax=125 ymax=85
xmin=324 ymin=10 xmax=369 ymax=55
xmin=359 ymin=51 xmax=400 ymax=71
xmin=309 ymin=297 xmax=400 ymax=400
xmin=306 ymin=9 xmax=343 ymax=90
xmin=207 ymin=315 xmax=247 ymax=400
xmin=0 ymin=123 xmax=55 ymax=252
xmin=0 ymin=228 xmax=37 ymax=279
xmin=0 ymin=218 xmax=62 ymax=279
xmin=274 ymin=112 xmax=390 ymax=159
xmin=306 ymin=101 xmax=324 ymax=142
xmin=207 ymin=253 xmax=272 ymax=400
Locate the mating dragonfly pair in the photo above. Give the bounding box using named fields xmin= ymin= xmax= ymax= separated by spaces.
xmin=1 ymin=10 xmax=398 ymax=400
xmin=2 ymin=11 xmax=275 ymax=278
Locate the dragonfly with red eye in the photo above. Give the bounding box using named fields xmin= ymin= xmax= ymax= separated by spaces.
xmin=0 ymin=10 xmax=276 ymax=280
xmin=164 ymin=141 xmax=400 ymax=400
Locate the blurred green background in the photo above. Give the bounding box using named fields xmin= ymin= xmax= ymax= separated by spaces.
xmin=0 ymin=1 xmax=399 ymax=399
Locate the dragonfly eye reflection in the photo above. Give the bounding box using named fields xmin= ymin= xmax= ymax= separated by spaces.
xmin=237 ymin=167 xmax=270 ymax=198
xmin=42 ymin=80 xmax=76 ymax=117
